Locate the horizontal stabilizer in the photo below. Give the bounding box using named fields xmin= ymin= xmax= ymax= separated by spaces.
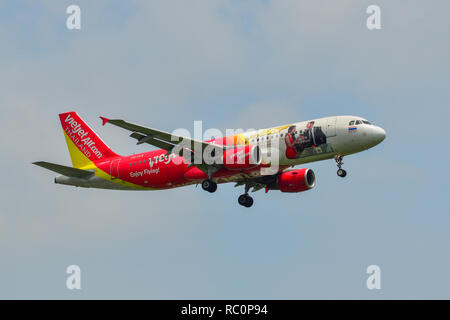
xmin=32 ymin=161 xmax=94 ymax=178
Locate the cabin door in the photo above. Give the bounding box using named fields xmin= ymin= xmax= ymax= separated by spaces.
xmin=325 ymin=117 xmax=337 ymax=137
xmin=110 ymin=159 xmax=121 ymax=179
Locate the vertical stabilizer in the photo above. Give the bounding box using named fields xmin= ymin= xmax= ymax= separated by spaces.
xmin=59 ymin=111 xmax=118 ymax=168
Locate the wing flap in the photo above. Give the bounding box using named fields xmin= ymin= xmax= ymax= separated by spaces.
xmin=129 ymin=132 xmax=176 ymax=151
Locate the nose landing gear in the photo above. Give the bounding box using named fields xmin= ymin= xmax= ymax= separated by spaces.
xmin=334 ymin=155 xmax=347 ymax=178
xmin=337 ymin=168 xmax=347 ymax=177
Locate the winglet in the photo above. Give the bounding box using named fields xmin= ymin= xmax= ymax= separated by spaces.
xmin=100 ymin=116 xmax=110 ymax=126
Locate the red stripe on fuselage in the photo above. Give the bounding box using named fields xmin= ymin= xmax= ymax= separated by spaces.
xmin=92 ymin=135 xmax=279 ymax=190
xmin=94 ymin=150 xmax=273 ymax=190
xmin=94 ymin=149 xmax=185 ymax=189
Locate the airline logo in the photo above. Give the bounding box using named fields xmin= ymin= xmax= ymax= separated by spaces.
xmin=62 ymin=113 xmax=104 ymax=159
xmin=348 ymin=126 xmax=357 ymax=132
xmin=148 ymin=153 xmax=176 ymax=168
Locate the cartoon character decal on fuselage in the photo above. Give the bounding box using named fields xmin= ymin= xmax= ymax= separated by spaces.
xmin=283 ymin=120 xmax=331 ymax=159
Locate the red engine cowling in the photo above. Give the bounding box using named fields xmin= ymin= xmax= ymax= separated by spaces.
xmin=277 ymin=168 xmax=316 ymax=193
xmin=223 ymin=145 xmax=261 ymax=170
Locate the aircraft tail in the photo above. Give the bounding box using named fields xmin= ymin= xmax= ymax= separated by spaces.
xmin=59 ymin=111 xmax=119 ymax=168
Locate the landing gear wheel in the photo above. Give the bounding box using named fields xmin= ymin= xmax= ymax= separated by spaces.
xmin=238 ymin=194 xmax=254 ymax=208
xmin=337 ymin=169 xmax=347 ymax=177
xmin=245 ymin=196 xmax=254 ymax=207
xmin=201 ymin=179 xmax=217 ymax=193
xmin=209 ymin=182 xmax=217 ymax=192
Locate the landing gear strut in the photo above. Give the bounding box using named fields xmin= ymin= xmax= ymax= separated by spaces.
xmin=238 ymin=183 xmax=254 ymax=207
xmin=334 ymin=155 xmax=347 ymax=178
xmin=201 ymin=167 xmax=218 ymax=193
xmin=201 ymin=179 xmax=217 ymax=193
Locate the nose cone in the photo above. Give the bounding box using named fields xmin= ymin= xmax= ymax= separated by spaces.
xmin=371 ymin=126 xmax=386 ymax=145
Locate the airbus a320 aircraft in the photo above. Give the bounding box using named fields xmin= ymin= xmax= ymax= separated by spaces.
xmin=33 ymin=112 xmax=386 ymax=207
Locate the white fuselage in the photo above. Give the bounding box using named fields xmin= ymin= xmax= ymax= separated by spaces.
xmin=238 ymin=115 xmax=386 ymax=167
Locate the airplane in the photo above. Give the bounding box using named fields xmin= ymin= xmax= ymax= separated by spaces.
xmin=33 ymin=111 xmax=386 ymax=207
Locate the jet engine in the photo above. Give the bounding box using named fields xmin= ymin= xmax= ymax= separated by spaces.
xmin=270 ymin=168 xmax=316 ymax=193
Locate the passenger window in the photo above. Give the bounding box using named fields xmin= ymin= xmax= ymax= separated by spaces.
xmin=134 ymin=162 xmax=137 ymax=165
xmin=129 ymin=163 xmax=132 ymax=166
xmin=143 ymin=160 xmax=146 ymax=163
xmin=349 ymin=120 xmax=355 ymax=125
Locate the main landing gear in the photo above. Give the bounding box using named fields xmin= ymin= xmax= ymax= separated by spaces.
xmin=238 ymin=194 xmax=253 ymax=208
xmin=334 ymin=155 xmax=347 ymax=178
xmin=201 ymin=179 xmax=217 ymax=193
xmin=201 ymin=167 xmax=218 ymax=193
xmin=201 ymin=178 xmax=254 ymax=207
xmin=238 ymin=184 xmax=254 ymax=208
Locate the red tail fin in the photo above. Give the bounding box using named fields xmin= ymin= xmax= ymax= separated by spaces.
xmin=59 ymin=111 xmax=118 ymax=168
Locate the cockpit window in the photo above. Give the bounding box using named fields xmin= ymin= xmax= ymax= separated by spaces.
xmin=349 ymin=120 xmax=355 ymax=125
xmin=355 ymin=120 xmax=362 ymax=125
xmin=362 ymin=120 xmax=371 ymax=125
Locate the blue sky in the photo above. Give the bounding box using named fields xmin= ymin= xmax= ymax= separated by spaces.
xmin=0 ymin=0 xmax=449 ymax=299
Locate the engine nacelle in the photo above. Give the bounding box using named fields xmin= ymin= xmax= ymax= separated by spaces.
xmin=275 ymin=168 xmax=316 ymax=193
xmin=223 ymin=145 xmax=261 ymax=170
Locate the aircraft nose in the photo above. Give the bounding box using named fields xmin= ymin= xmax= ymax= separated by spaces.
xmin=372 ymin=126 xmax=386 ymax=144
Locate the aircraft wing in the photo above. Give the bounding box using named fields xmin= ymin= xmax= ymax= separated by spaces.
xmin=100 ymin=116 xmax=227 ymax=168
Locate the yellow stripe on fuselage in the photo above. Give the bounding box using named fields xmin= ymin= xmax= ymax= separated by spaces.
xmin=62 ymin=131 xmax=151 ymax=190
